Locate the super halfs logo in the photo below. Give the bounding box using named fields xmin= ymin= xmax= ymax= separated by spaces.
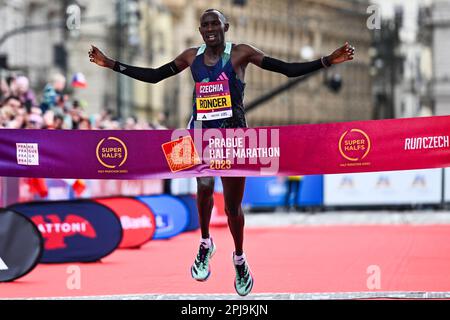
xmin=338 ymin=129 xmax=371 ymax=167
xmin=161 ymin=136 xmax=201 ymax=172
xmin=31 ymin=215 xmax=97 ymax=249
xmin=96 ymin=136 xmax=128 ymax=174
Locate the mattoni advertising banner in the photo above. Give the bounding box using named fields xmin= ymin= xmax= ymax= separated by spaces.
xmin=8 ymin=200 xmax=122 ymax=263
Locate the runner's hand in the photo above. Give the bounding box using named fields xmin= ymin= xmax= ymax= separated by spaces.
xmin=88 ymin=45 xmax=115 ymax=68
xmin=327 ymin=42 xmax=355 ymax=65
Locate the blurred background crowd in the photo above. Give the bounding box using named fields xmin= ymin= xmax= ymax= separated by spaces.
xmin=0 ymin=72 xmax=166 ymax=130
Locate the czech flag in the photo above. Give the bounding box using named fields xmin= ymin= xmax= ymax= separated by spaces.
xmin=72 ymin=72 xmax=87 ymax=88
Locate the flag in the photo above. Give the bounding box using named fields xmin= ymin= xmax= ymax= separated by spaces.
xmin=71 ymin=72 xmax=87 ymax=88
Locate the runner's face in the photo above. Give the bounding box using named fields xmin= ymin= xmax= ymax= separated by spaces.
xmin=199 ymin=12 xmax=228 ymax=47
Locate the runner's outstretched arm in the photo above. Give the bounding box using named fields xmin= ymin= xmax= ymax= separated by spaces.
xmin=240 ymin=42 xmax=355 ymax=77
xmin=88 ymin=45 xmax=194 ymax=84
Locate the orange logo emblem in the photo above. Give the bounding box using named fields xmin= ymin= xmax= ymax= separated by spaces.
xmin=162 ymin=136 xmax=201 ymax=172
xmin=338 ymin=129 xmax=371 ymax=162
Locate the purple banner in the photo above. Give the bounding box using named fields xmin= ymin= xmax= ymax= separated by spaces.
xmin=0 ymin=115 xmax=450 ymax=180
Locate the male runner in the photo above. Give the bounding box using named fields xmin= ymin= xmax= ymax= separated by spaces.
xmin=89 ymin=8 xmax=355 ymax=296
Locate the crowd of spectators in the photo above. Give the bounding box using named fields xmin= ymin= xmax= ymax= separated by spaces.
xmin=0 ymin=73 xmax=166 ymax=130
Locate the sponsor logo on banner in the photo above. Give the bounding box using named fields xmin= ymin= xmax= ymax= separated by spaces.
xmin=120 ymin=215 xmax=153 ymax=230
xmin=412 ymin=175 xmax=426 ymax=188
xmin=375 ymin=175 xmax=391 ymax=188
xmin=137 ymin=195 xmax=189 ymax=239
xmin=338 ymin=129 xmax=371 ymax=167
xmin=155 ymin=214 xmax=170 ymax=231
xmin=0 ymin=256 xmax=8 ymax=270
xmin=16 ymin=143 xmax=39 ymax=166
xmin=96 ymin=137 xmax=128 ymax=174
xmin=31 ymin=214 xmax=97 ymax=249
xmin=404 ymin=135 xmax=450 ymax=150
xmin=267 ymin=179 xmax=287 ymax=196
xmin=339 ymin=176 xmax=355 ymax=189
xmin=161 ymin=135 xmax=201 ymax=172
xmin=95 ymin=197 xmax=156 ymax=248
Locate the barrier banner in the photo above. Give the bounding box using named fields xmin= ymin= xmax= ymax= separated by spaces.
xmin=95 ymin=197 xmax=156 ymax=248
xmin=297 ymin=175 xmax=324 ymax=207
xmin=1 ymin=116 xmax=450 ymax=179
xmin=242 ymin=177 xmax=287 ymax=209
xmin=0 ymin=209 xmax=43 ymax=282
xmin=137 ymin=195 xmax=189 ymax=240
xmin=8 ymin=200 xmax=122 ymax=263
xmin=176 ymin=195 xmax=200 ymax=232
xmin=324 ymin=169 xmax=442 ymax=206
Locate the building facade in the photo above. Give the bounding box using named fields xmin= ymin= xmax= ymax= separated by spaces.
xmin=429 ymin=0 xmax=450 ymax=116
xmin=164 ymin=0 xmax=373 ymax=127
xmin=1 ymin=0 xmax=373 ymax=128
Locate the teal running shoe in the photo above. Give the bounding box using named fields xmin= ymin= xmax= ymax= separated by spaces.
xmin=233 ymin=253 xmax=254 ymax=296
xmin=190 ymin=239 xmax=216 ymax=281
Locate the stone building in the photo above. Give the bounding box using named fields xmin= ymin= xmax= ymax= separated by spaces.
xmin=1 ymin=0 xmax=373 ymax=127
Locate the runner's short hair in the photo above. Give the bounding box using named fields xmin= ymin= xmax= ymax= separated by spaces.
xmin=203 ymin=8 xmax=228 ymax=23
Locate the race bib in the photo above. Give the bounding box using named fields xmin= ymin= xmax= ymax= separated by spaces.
xmin=196 ymin=80 xmax=233 ymax=121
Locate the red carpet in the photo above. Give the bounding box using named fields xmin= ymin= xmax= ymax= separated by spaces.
xmin=2 ymin=225 xmax=450 ymax=298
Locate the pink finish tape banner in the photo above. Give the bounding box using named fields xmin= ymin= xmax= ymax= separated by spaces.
xmin=0 ymin=116 xmax=449 ymax=180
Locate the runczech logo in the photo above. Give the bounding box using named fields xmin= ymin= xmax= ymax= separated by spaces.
xmin=96 ymin=137 xmax=128 ymax=169
xmin=339 ymin=129 xmax=371 ymax=162
xmin=161 ymin=135 xmax=201 ymax=172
